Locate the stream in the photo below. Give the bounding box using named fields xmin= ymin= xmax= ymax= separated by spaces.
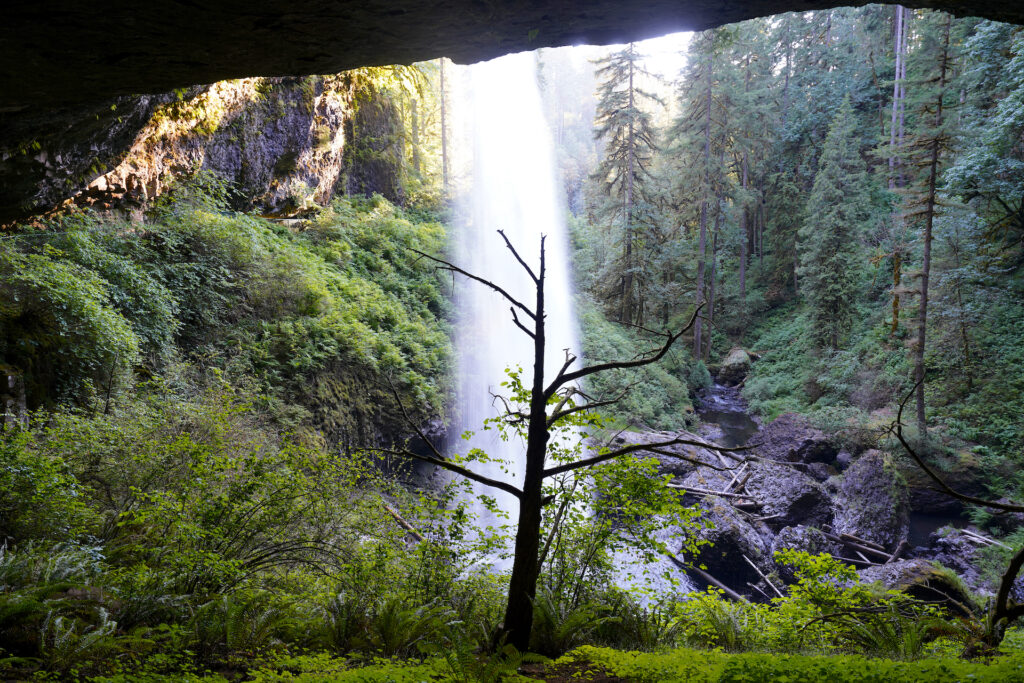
xmin=695 ymin=382 xmax=759 ymax=449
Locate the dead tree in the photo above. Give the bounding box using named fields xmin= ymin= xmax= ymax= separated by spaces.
xmin=384 ymin=230 xmax=728 ymax=651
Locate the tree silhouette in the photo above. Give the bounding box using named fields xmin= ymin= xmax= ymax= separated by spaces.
xmin=385 ymin=231 xmax=724 ymax=651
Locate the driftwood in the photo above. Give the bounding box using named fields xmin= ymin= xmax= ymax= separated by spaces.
xmin=725 ymin=464 xmax=748 ymax=492
xmin=834 ymin=555 xmax=884 ymax=567
xmin=840 ymin=533 xmax=886 ymax=553
xmin=823 ymin=531 xmax=894 ymax=562
xmin=747 ymin=582 xmax=773 ymax=601
xmin=885 ymin=540 xmax=909 ymax=565
xmin=667 ymin=484 xmax=758 ymax=501
xmin=962 ymin=528 xmax=1012 ymax=550
xmin=743 ymin=553 xmax=784 ymax=598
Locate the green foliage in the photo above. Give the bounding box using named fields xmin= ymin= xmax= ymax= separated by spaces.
xmin=576 ymin=298 xmax=696 ymax=429
xmin=529 ymin=586 xmax=613 ymax=657
xmin=2 ymin=182 xmax=452 ymax=444
xmin=0 ymin=247 xmax=140 ymax=408
xmin=564 ymin=644 xmax=1024 ymax=682
xmin=0 ymin=431 xmax=99 ymax=543
xmin=797 ymin=96 xmax=871 ymax=351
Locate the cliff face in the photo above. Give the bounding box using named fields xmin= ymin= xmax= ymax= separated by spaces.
xmin=77 ymin=76 xmax=354 ymax=217
xmin=2 ymin=74 xmax=406 ymax=225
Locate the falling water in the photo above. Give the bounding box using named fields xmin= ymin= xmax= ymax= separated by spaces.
xmin=452 ymin=52 xmax=579 ymax=540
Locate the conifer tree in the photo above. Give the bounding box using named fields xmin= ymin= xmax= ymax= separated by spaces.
xmin=592 ymin=43 xmax=663 ymax=325
xmin=798 ymin=96 xmax=869 ymax=349
xmin=902 ymin=11 xmax=955 ymax=435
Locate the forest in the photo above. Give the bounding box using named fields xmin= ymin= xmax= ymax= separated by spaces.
xmin=2 ymin=4 xmax=1024 ymax=681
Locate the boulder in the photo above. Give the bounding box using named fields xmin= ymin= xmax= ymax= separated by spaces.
xmin=858 ymin=559 xmax=979 ymax=617
xmin=833 ymin=450 xmax=910 ymax=551
xmin=896 ymin=452 xmax=996 ymax=516
xmin=743 ymin=460 xmax=833 ymax=528
xmin=717 ymin=348 xmax=752 ymax=386
xmin=752 ymin=413 xmax=838 ymax=465
xmin=686 ymin=497 xmax=774 ymax=590
xmin=924 ymin=527 xmax=1024 ymax=602
xmin=772 ymin=525 xmax=843 ymax=583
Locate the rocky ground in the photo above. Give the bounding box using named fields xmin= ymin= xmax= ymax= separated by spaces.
xmin=612 ymin=349 xmax=1021 ymax=612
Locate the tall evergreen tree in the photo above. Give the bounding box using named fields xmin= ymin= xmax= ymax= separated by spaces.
xmin=591 ymin=43 xmax=663 ymax=325
xmin=902 ymin=11 xmax=955 ymax=435
xmin=798 ymin=96 xmax=870 ymax=349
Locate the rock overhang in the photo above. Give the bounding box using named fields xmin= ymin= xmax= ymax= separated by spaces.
xmin=4 ymin=0 xmax=1024 ymax=110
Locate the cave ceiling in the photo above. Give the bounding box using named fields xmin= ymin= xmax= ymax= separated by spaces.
xmin=2 ymin=0 xmax=1023 ymax=224
xmin=5 ymin=0 xmax=1024 ymax=111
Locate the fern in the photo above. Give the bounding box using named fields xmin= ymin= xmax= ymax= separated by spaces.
xmin=39 ymin=607 xmax=117 ymax=673
xmin=529 ymin=586 xmax=615 ymax=657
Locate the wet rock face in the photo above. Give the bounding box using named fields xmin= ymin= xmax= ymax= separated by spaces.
xmin=689 ymin=497 xmax=774 ymax=587
xmin=0 ymin=94 xmax=178 ymax=225
xmin=752 ymin=413 xmax=838 ymax=465
xmin=833 ymin=450 xmax=910 ymax=552
xmin=1 ymin=76 xmax=410 ymax=224
xmin=69 ymin=77 xmax=370 ymax=217
xmin=744 ymin=461 xmax=833 ymax=528
xmin=717 ymin=348 xmax=752 ymax=386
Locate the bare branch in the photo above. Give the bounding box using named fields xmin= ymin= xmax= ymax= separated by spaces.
xmin=383 ymin=376 xmax=523 ymax=499
xmin=893 ymin=382 xmax=1024 ymax=513
xmin=497 ymin=229 xmax=539 ymax=283
xmin=510 ymin=306 xmax=536 ymax=339
xmin=542 ymin=434 xmax=744 ymax=478
xmin=546 ymin=394 xmax=627 ymax=429
xmin=544 ymin=304 xmax=703 ymax=399
xmin=410 ymin=247 xmax=536 ymax=320
xmin=375 ymin=447 xmax=523 ymax=499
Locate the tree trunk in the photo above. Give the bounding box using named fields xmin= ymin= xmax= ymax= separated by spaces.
xmin=503 ymin=242 xmax=549 ymax=651
xmin=915 ymin=14 xmax=951 ymax=436
xmin=622 ymin=51 xmax=636 ymax=324
xmin=410 ymin=98 xmax=421 ymax=176
xmin=889 ymin=5 xmax=904 ymax=190
xmin=694 ymin=48 xmax=713 ymax=358
xmin=740 ymin=152 xmax=749 ymax=303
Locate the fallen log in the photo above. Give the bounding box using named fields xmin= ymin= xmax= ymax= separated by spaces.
xmin=823 ymin=531 xmax=893 ymax=561
xmin=381 ymin=500 xmax=425 ymax=543
xmin=885 ymin=540 xmax=909 ymax=565
xmin=743 ymin=553 xmax=784 ymax=598
xmin=840 ymin=533 xmax=886 ymax=552
xmin=667 ymin=484 xmax=758 ymax=501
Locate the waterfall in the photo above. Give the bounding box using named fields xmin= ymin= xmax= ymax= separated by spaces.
xmin=451 ymin=52 xmax=579 ymax=550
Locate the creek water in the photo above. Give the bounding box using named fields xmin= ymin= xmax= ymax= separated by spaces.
xmin=696 ymin=382 xmax=759 ymax=448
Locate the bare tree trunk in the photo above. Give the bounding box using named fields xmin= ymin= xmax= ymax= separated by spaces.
xmin=410 ymin=98 xmax=421 ymax=176
xmin=915 ymin=14 xmax=951 ymax=436
xmin=503 ymin=244 xmax=548 ymax=652
xmin=740 ymin=152 xmax=749 ymax=303
xmin=694 ymin=48 xmax=713 ymax=358
xmin=888 ymin=5 xmax=904 ymax=190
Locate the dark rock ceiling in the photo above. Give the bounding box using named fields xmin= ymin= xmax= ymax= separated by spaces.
xmin=2 ymin=0 xmax=1023 ymax=224
xmin=4 ymin=0 xmax=1024 ymax=111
